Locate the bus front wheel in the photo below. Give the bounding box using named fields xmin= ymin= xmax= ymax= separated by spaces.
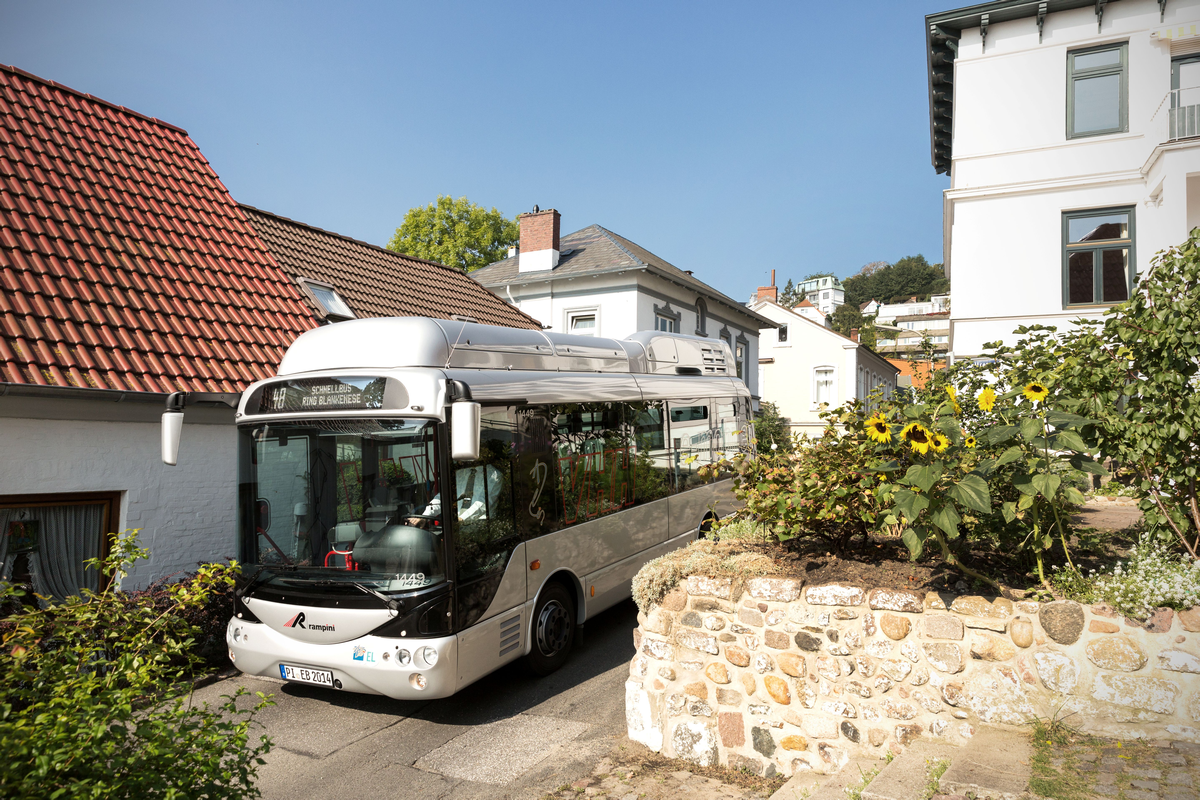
xmin=527 ymin=582 xmax=576 ymax=676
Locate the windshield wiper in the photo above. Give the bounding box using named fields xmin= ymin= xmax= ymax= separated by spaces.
xmin=308 ymin=579 xmax=403 ymax=612
xmin=236 ymin=563 xmax=299 ymax=600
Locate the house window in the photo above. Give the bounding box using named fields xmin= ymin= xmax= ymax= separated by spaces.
xmin=0 ymin=492 xmax=119 ymax=600
xmin=1063 ymin=207 xmax=1135 ymax=306
xmin=1170 ymin=55 xmax=1200 ymax=140
xmin=1068 ymin=43 xmax=1127 ymax=139
xmin=778 ymin=324 xmax=788 ymax=343
xmin=655 ymin=314 xmax=678 ymax=333
xmin=694 ymin=298 xmax=708 ymax=336
xmin=568 ymin=310 xmax=598 ymax=336
xmin=297 ymin=278 xmax=356 ymax=321
xmin=813 ymin=366 xmax=836 ymax=408
xmin=735 ymin=335 xmax=748 ymax=381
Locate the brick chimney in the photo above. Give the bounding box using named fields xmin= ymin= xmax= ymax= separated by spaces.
xmin=850 ymin=328 xmax=860 ymax=342
xmin=517 ymin=207 xmax=560 ymax=273
xmin=756 ymin=269 xmax=778 ymax=303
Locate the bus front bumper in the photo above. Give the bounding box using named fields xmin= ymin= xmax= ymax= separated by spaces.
xmin=226 ymin=618 xmax=459 ymax=699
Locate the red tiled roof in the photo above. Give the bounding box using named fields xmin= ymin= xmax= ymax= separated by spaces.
xmin=0 ymin=64 xmax=316 ymax=394
xmin=241 ymin=205 xmax=543 ymax=330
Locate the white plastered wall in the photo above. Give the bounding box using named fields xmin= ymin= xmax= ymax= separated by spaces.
xmin=0 ymin=396 xmax=237 ymax=590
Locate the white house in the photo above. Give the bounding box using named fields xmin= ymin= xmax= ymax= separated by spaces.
xmin=873 ymin=294 xmax=951 ymax=325
xmin=926 ymin=0 xmax=1200 ymax=359
xmin=751 ymin=298 xmax=899 ymax=438
xmin=471 ymin=209 xmax=775 ymax=401
xmin=797 ymin=275 xmax=846 ymax=316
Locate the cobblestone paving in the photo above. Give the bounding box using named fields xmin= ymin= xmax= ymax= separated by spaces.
xmin=1020 ymin=737 xmax=1200 ymax=800
xmin=538 ymin=752 xmax=780 ymax=800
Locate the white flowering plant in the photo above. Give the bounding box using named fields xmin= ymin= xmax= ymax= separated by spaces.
xmin=1052 ymin=531 xmax=1200 ymax=619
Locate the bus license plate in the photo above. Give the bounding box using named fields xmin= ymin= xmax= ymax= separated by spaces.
xmin=279 ymin=664 xmax=334 ymax=687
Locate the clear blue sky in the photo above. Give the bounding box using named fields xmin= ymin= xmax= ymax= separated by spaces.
xmin=0 ymin=0 xmax=949 ymax=304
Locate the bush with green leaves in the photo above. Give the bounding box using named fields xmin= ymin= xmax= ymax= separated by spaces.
xmin=0 ymin=531 xmax=272 ymax=799
xmin=1052 ymin=530 xmax=1200 ymax=618
xmin=974 ymin=231 xmax=1200 ymax=557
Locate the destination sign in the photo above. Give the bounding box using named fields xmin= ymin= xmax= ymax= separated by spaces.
xmin=255 ymin=377 xmax=388 ymax=413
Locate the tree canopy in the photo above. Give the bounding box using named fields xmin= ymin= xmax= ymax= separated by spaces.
xmin=387 ymin=195 xmax=518 ymax=272
xmin=830 ymin=303 xmax=876 ymax=348
xmin=842 ymin=255 xmax=949 ymax=308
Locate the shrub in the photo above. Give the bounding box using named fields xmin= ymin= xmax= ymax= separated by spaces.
xmin=122 ymin=565 xmax=236 ymax=670
xmin=1053 ymin=531 xmax=1200 ymax=618
xmin=0 ymin=531 xmax=273 ymax=799
xmin=631 ymin=539 xmax=776 ymax=614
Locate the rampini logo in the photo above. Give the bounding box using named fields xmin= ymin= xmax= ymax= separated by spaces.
xmin=285 ymin=611 xmax=335 ymax=632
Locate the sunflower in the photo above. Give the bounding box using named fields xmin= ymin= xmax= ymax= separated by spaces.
xmin=900 ymin=422 xmax=933 ymax=455
xmin=864 ymin=413 xmax=892 ymax=444
xmin=945 ymin=386 xmax=961 ymax=414
xmin=977 ymin=387 xmax=996 ymax=412
xmin=930 ymin=431 xmax=950 ymax=453
xmin=1024 ymin=382 xmax=1050 ymax=404
xmin=964 ymin=435 xmax=977 ymax=449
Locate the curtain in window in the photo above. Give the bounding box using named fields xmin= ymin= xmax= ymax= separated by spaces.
xmin=0 ymin=503 xmax=104 ymax=601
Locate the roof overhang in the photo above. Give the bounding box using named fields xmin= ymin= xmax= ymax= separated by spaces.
xmin=925 ymin=0 xmax=1121 ymax=174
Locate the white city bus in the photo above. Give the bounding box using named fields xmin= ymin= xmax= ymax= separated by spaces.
xmin=162 ymin=317 xmax=752 ymax=699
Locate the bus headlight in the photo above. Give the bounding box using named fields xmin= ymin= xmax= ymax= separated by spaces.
xmin=417 ymin=646 xmax=438 ymax=668
xmin=409 ymin=673 xmax=426 ymax=690
xmin=232 ymin=627 xmax=243 ymax=642
xmin=396 ymin=649 xmax=411 ymax=666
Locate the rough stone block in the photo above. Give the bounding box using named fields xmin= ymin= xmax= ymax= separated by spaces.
xmin=951 ymin=595 xmax=1013 ymax=619
xmin=703 ymin=615 xmax=726 ymax=631
xmin=1086 ymin=636 xmax=1149 ymax=672
xmin=780 ymin=734 xmax=808 ymax=750
xmin=658 ymin=666 xmax=676 ymax=681
xmin=971 ymin=632 xmax=1017 ymax=662
xmin=686 ymin=575 xmax=734 ymax=599
xmin=1092 ymin=602 xmax=1118 ymax=618
xmin=1158 ymin=649 xmax=1200 ymax=674
xmin=642 ymin=639 xmax=674 ymax=661
xmin=705 ymin=662 xmax=730 ymax=684
xmin=717 ymin=687 xmax=742 ymax=706
xmin=816 ymin=655 xmax=841 ymax=680
xmin=688 ymin=699 xmax=713 ymax=717
xmin=868 ymin=728 xmax=888 ymax=747
xmin=924 ymin=614 xmax=965 ymax=640
xmin=645 ymin=609 xmax=673 ymax=635
xmin=626 ymin=680 xmax=665 ymax=750
xmin=941 ymin=681 xmax=964 ymax=706
xmin=738 ymin=607 xmax=763 ymax=627
xmin=910 ymin=667 xmax=929 ymax=686
xmin=794 ymin=631 xmax=823 ymax=651
xmin=882 ymin=658 xmax=913 ymax=682
xmin=869 ymin=588 xmax=925 ymax=613
xmin=925 ymin=592 xmax=948 ymax=610
xmin=672 ymin=721 xmax=719 ymax=766
xmin=684 ymin=681 xmax=708 ymax=700
xmin=659 ymin=587 xmax=686 ymax=612
xmin=1016 ymin=601 xmax=1040 ymax=615
xmin=747 ymin=577 xmax=802 ymax=602
xmin=880 ymin=613 xmax=912 ymax=641
xmin=963 ymin=668 xmax=1036 ymax=725
xmin=1041 ymin=601 xmax=1085 ymax=645
xmin=778 ymin=652 xmax=806 ymax=678
xmin=764 ymin=675 xmax=790 ymax=704
xmin=1034 ymin=650 xmax=1079 ymax=694
xmin=764 ymin=629 xmax=790 ymax=650
xmin=1178 ymin=607 xmax=1200 ymax=632
xmin=923 ymin=643 xmax=964 ymax=674
xmin=718 ymin=711 xmax=744 ymax=747
xmin=964 ymin=616 xmax=1009 ymax=633
xmin=822 ymin=699 xmax=857 ymax=718
xmin=1092 ymin=673 xmax=1181 ymax=714
xmin=725 ymin=645 xmax=750 ymax=667
xmin=881 ymin=697 xmax=919 ymax=720
xmin=1136 ymin=607 xmax=1175 ymax=633
xmin=804 ymin=584 xmax=866 ymax=606
xmin=676 ymin=629 xmax=719 ymax=655
xmin=895 ymin=723 xmax=923 ymax=745
xmin=680 ymin=610 xmax=703 ymax=628
xmin=753 ymin=653 xmax=774 ymax=674
xmin=802 ymin=715 xmax=839 ymax=740
xmin=741 ymin=672 xmax=757 ymax=697
xmin=1090 ymin=620 xmax=1121 ymax=634
xmin=901 ymin=641 xmax=921 ymax=663
xmin=855 ymin=654 xmax=876 ymax=677
xmin=863 ymin=611 xmax=878 ymax=637
xmin=752 ymin=726 xmax=776 ymax=757
xmin=691 ymin=597 xmax=730 ymax=613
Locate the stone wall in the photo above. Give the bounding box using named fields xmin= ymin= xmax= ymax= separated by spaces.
xmin=625 ymin=577 xmax=1200 ymax=777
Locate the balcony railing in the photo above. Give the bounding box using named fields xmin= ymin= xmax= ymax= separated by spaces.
xmin=1153 ymin=86 xmax=1200 ymax=142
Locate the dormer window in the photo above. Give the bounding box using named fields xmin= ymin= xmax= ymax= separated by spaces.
xmin=297 ymin=278 xmax=356 ymax=322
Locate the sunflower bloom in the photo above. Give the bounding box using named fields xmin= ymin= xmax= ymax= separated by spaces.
xmin=864 ymin=414 xmax=892 ymax=444
xmin=901 ymin=423 xmax=932 ymax=455
xmin=978 ymin=387 xmax=996 ymax=412
xmin=965 ymin=435 xmax=977 ymax=449
xmin=930 ymin=432 xmax=950 ymax=453
xmin=945 ymin=386 xmax=961 ymax=414
xmin=1024 ymin=382 xmax=1049 ymax=404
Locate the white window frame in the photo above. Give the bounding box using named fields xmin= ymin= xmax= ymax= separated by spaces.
xmin=812 ymin=365 xmax=837 ymax=410
xmin=566 ymin=307 xmax=600 ymax=336
xmin=777 ymin=324 xmax=789 ymax=345
xmin=296 ymin=277 xmax=356 ymax=322
xmin=654 ymin=313 xmax=679 ymax=333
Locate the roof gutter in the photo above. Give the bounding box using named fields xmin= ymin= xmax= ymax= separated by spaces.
xmin=0 ymin=382 xmax=168 ymax=404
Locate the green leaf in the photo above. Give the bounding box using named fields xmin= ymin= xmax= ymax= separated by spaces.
xmin=1018 ymin=492 xmax=1035 ymax=510
xmin=1053 ymin=429 xmax=1089 ymax=452
xmin=900 ymin=527 xmax=925 ymax=560
xmin=894 ymin=488 xmax=930 ymax=521
xmin=1001 ymin=500 xmax=1018 ymax=523
xmin=987 ymin=425 xmax=1019 ymax=445
xmin=1013 ymin=473 xmax=1039 ymax=496
xmin=1046 ymin=410 xmax=1092 ymax=429
xmin=1071 ymin=455 xmax=1108 ymax=476
xmin=1020 ymin=417 xmax=1043 ymax=440
xmin=946 ymin=474 xmax=992 ymax=513
xmin=995 ymin=446 xmax=1024 ymax=468
xmin=1031 ymin=473 xmax=1062 ymax=500
xmin=1064 ymin=486 xmax=1087 ymax=505
xmin=931 ymin=503 xmax=962 ymax=539
xmin=903 ymin=464 xmax=942 ymax=493
xmin=870 ymin=460 xmax=901 ymax=473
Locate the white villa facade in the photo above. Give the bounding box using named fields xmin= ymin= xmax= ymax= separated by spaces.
xmin=798 ymin=275 xmax=846 ymax=316
xmin=752 ymin=299 xmax=899 ymax=438
xmin=471 ymin=209 xmax=774 ymax=401
xmin=926 ymin=0 xmax=1200 ymax=358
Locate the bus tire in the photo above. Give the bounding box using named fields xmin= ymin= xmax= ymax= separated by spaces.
xmin=527 ymin=582 xmax=576 ymax=676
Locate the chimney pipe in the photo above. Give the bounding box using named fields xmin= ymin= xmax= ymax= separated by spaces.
xmin=516 ymin=208 xmax=560 ymax=273
xmin=850 ymin=328 xmax=860 ymax=342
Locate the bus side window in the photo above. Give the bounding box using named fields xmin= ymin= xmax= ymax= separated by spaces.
xmin=668 ymin=400 xmax=715 ymax=492
xmin=513 ymin=405 xmax=559 ymax=540
xmin=549 ymin=402 xmax=632 ymax=526
xmin=627 ymin=401 xmax=673 ymax=503
xmin=452 ymin=408 xmax=518 ymax=586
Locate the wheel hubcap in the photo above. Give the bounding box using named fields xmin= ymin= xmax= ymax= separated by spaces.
xmin=536 ymin=600 xmax=570 ymax=656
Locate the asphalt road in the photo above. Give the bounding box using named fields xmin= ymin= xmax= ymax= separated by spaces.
xmin=192 ymin=599 xmax=640 ymax=800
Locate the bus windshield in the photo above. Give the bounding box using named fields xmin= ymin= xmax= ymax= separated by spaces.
xmin=237 ymin=419 xmax=446 ymax=591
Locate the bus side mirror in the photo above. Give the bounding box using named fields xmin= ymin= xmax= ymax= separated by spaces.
xmin=162 ymin=409 xmax=184 ymax=466
xmin=451 ymin=401 xmax=481 ymax=461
